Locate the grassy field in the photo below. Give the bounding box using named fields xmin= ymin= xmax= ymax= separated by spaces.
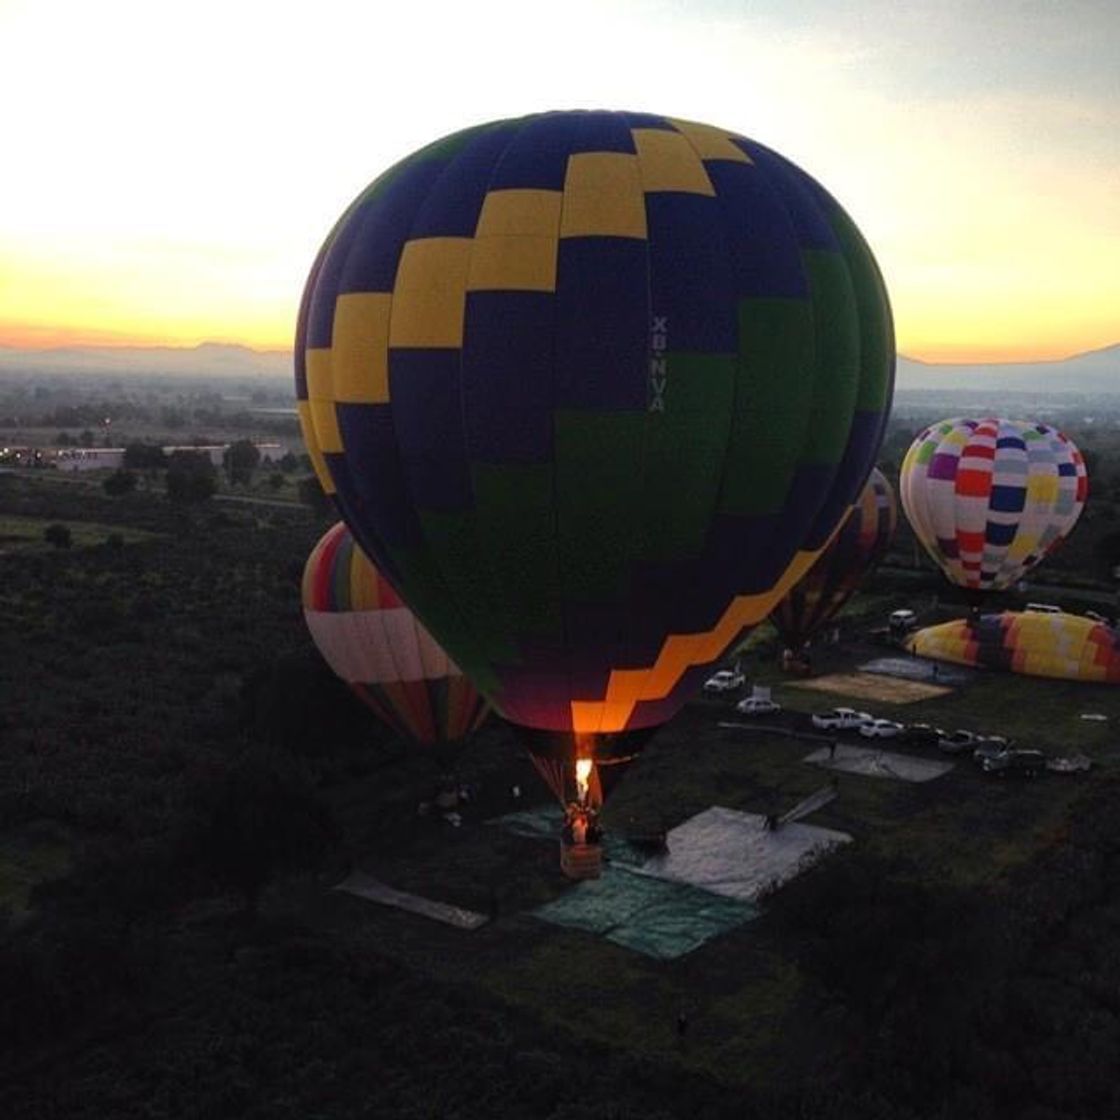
xmin=0 ymin=825 xmax=71 ymax=913
xmin=294 ymin=648 xmax=1120 ymax=1097
xmin=0 ymin=512 xmax=163 ymax=552
xmin=5 ymin=462 xmax=1120 ymax=1118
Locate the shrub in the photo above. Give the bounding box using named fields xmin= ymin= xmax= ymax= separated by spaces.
xmin=43 ymin=523 xmax=72 ymax=549
xmin=185 ymin=747 xmax=337 ymax=912
xmin=102 ymin=468 xmax=137 ymax=496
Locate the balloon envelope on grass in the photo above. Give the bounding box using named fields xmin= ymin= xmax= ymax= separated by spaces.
xmin=908 ymin=610 xmax=1120 ymax=684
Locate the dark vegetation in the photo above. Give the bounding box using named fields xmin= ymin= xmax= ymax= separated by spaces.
xmin=4 ymin=384 xmax=1120 ymax=1117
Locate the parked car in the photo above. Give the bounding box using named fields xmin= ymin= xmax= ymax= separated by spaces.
xmin=1047 ymin=753 xmax=1091 ymax=774
xmin=812 ymin=707 xmax=873 ymax=730
xmin=736 ymin=696 xmax=780 ymax=716
xmin=938 ymin=729 xmax=981 ymax=754
xmin=977 ymin=748 xmax=1046 ymax=777
xmin=860 ymin=718 xmax=905 ymax=739
xmin=703 ymin=669 xmax=745 ymax=694
xmin=904 ymin=722 xmax=945 ymax=745
xmin=971 ymin=736 xmax=1014 ymax=763
xmin=889 ymin=609 xmax=918 ymax=633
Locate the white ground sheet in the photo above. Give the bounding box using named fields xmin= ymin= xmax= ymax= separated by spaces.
xmin=634 ymin=805 xmax=852 ymax=903
xmin=334 ymin=870 xmax=488 ymax=929
xmin=804 ymin=743 xmax=953 ymax=782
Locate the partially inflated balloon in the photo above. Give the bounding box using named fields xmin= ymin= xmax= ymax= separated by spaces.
xmin=770 ymin=467 xmax=896 ymax=654
xmin=302 ymin=523 xmax=488 ymax=746
xmin=908 ymin=610 xmax=1120 ymax=684
xmin=900 ymin=418 xmax=1087 ymax=592
xmin=295 ymin=110 xmax=894 ymax=737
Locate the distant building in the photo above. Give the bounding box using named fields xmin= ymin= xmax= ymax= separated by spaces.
xmin=161 ymin=445 xmax=227 ymax=467
xmin=0 ymin=445 xmax=47 ymax=467
xmin=46 ymin=441 xmax=285 ymax=472
xmin=54 ymin=447 xmax=126 ymax=471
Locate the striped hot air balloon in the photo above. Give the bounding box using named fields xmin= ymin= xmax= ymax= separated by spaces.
xmin=770 ymin=467 xmax=896 ymax=664
xmin=302 ymin=523 xmax=488 ymax=746
xmin=900 ymin=418 xmax=1087 ymax=593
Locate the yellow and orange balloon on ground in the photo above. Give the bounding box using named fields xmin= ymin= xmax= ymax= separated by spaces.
xmin=908 ymin=610 xmax=1120 ymax=684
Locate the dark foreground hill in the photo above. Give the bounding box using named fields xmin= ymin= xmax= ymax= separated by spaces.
xmin=4 ymin=468 xmax=1120 ymax=1119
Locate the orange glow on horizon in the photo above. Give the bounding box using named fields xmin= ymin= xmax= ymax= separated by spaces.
xmin=0 ymin=320 xmax=293 ymax=353
xmin=901 ymin=341 xmax=1110 ymax=365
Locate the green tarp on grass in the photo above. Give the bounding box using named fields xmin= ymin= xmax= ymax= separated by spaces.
xmin=534 ymin=864 xmax=757 ymax=960
xmin=489 ymin=804 xmax=647 ymax=866
xmin=490 ymin=805 xmax=757 ymax=958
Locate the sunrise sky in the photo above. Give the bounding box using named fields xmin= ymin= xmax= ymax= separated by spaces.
xmin=1 ymin=0 xmax=1117 ymax=362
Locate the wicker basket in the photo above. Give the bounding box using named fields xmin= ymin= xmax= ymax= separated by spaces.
xmin=560 ymin=841 xmax=603 ymax=880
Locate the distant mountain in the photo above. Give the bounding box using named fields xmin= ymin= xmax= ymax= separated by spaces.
xmin=896 ymin=343 xmax=1120 ymax=394
xmin=0 ymin=342 xmax=291 ymax=379
xmin=1 ymin=339 xmax=1117 ymax=394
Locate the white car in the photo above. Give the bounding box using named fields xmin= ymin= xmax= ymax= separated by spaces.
xmin=859 ymin=718 xmax=905 ymax=739
xmin=736 ymin=696 xmax=780 ymax=716
xmin=703 ymin=669 xmax=745 ymax=694
xmin=811 ymin=707 xmax=873 ymax=730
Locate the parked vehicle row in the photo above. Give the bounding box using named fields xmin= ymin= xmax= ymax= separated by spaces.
xmin=708 ymin=684 xmax=1056 ymax=779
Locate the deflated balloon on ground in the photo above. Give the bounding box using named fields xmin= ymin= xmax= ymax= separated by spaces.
xmin=907 ymin=610 xmax=1120 ymax=684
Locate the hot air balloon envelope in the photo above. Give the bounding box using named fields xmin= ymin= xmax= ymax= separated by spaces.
xmin=907 ymin=610 xmax=1120 ymax=684
xmin=900 ymin=418 xmax=1086 ymax=593
xmin=302 ymin=523 xmax=488 ymax=745
xmin=771 ymin=467 xmax=896 ymax=655
xmin=295 ymin=109 xmax=894 ymax=735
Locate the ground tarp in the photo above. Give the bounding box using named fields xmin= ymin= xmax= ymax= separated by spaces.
xmin=804 ymin=743 xmax=954 ymax=782
xmin=334 ymin=870 xmax=489 ymax=930
xmin=860 ymin=655 xmax=973 ymax=687
xmin=534 ymin=864 xmax=757 ymax=959
xmin=634 ymin=805 xmax=851 ymax=903
xmin=492 ymin=804 xmax=647 ymax=866
xmin=491 ymin=804 xmax=849 ymax=957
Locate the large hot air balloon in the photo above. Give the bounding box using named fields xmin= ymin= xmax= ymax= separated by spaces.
xmin=900 ymin=418 xmax=1087 ymax=595
xmin=302 ymin=522 xmax=488 ymax=752
xmin=294 ymin=110 xmax=894 ymax=870
xmin=907 ymin=610 xmax=1120 ymax=684
xmin=770 ymin=467 xmax=896 ymax=667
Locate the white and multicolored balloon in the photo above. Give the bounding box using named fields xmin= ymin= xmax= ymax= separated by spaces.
xmin=900 ymin=418 xmax=1087 ymax=592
